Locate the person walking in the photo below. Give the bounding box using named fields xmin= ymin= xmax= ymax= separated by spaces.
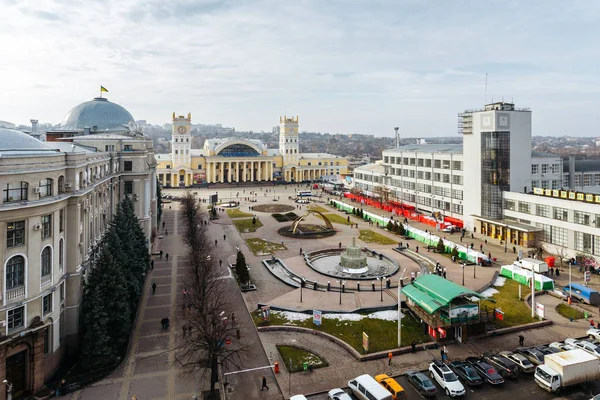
xmin=231 ymin=312 xmax=236 ymax=326
xmin=411 ymin=341 xmax=417 ymax=354
xmin=150 ymin=259 xmax=154 ymax=270
xmin=162 ymin=221 xmax=165 ymax=228
xmin=261 ymin=376 xmax=269 ymax=391
xmin=159 ymin=250 xmax=163 ymax=259
xmin=215 ymin=239 xmax=218 ymax=246
xmin=152 ymin=282 xmax=157 ymax=294
xmin=165 ymin=253 xmax=169 ymax=261
xmin=299 ymin=248 xmax=303 ymax=255
xmin=443 ymin=346 xmax=448 ymax=361
xmin=165 ymin=229 xmax=168 ymax=235
xmin=223 ymin=234 xmax=226 ymax=241
xmin=519 ymin=334 xmax=524 ymax=346
xmin=388 ymin=351 xmax=393 ymax=365
xmin=440 ymin=347 xmax=445 ymax=361
xmin=219 ymin=259 xmax=223 ymax=267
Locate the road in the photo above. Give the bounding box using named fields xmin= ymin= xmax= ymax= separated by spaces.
xmin=306 ymin=371 xmax=600 ymax=400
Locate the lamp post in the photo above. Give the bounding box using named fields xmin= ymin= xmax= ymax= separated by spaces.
xmin=3 ymin=380 xmax=12 ymax=400
xmin=379 ymin=276 xmax=384 ymax=302
xmin=300 ymin=277 xmax=304 ymax=303
xmin=569 ymin=261 xmax=572 ymax=303
xmin=398 ymin=277 xmax=402 ymax=347
xmin=461 ymin=263 xmax=465 ymax=286
xmin=337 ymin=280 xmax=344 ymax=305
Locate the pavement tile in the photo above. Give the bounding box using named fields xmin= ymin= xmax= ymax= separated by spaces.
xmin=140 ymin=320 xmax=168 ymax=335
xmin=78 ymin=381 xmax=123 ymax=400
xmin=145 ymin=295 xmax=172 ymax=307
xmin=137 ymin=335 xmax=170 ymax=354
xmin=134 ymin=352 xmax=169 ymax=375
xmin=129 ymin=375 xmax=168 ymax=399
xmin=144 ymin=306 xmax=173 ymax=320
xmin=153 ymin=269 xmax=173 ymax=277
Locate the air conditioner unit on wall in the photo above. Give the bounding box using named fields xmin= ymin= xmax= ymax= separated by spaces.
xmin=64 ymin=182 xmax=72 ymax=188
xmin=33 ymin=187 xmax=41 ymax=194
xmin=33 ymin=223 xmax=42 ymax=230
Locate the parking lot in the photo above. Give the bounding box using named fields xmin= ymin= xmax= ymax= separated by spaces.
xmin=306 ymin=370 xmax=600 ymax=400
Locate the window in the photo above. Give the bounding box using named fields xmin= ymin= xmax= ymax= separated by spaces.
xmin=452 ymin=175 xmax=462 ymax=185
xmin=541 ymin=164 xmax=548 ymax=174
xmin=3 ymin=182 xmax=28 ymax=202
xmin=44 ymin=327 xmax=51 ymax=355
xmin=175 ymin=138 xmax=178 ymax=143
xmin=417 ymin=158 xmax=424 ymax=167
xmin=43 ymin=293 xmax=52 ymax=315
xmin=197 ymin=165 xmax=202 ymax=169
xmin=531 ymin=165 xmax=539 ymax=174
xmin=504 ymin=200 xmax=516 ymax=211
xmin=551 ymin=226 xmax=568 ymax=247
xmin=41 ymin=246 xmax=51 ymax=277
xmin=39 ymin=178 xmax=53 ymax=197
xmin=553 ymin=207 xmax=568 ymax=221
xmin=552 ymin=180 xmax=561 ymax=190
xmin=7 ymin=306 xmax=24 ymax=330
xmin=166 ymin=165 xmax=171 ymax=169
xmin=175 ymin=150 xmax=179 ymax=155
xmin=584 ymin=174 xmax=592 ymax=186
xmin=574 ymin=231 xmax=593 ymax=253
xmin=7 ymin=221 xmax=25 ymax=247
xmin=552 ymin=164 xmax=561 ymax=174
xmin=124 ymin=181 xmax=133 ymax=195
xmin=6 ymin=256 xmax=25 ymax=289
xmin=434 ymin=160 xmax=441 ymax=168
xmin=124 ymin=145 xmax=133 ymax=151
xmin=518 ymin=202 xmax=530 ymax=214
xmin=535 ymin=204 xmax=550 ymax=218
xmin=60 ymin=281 xmax=65 ymax=302
xmin=531 ymin=180 xmax=539 ymax=188
xmin=574 ymin=211 xmax=591 ymax=225
xmin=58 ymin=176 xmax=65 ymax=193
xmin=124 ymin=161 xmax=133 ymax=171
xmin=452 ymin=161 xmax=462 ymax=171
xmin=541 ymin=180 xmax=548 ymax=189
xmin=59 ymin=239 xmax=64 ymax=270
xmin=105 ymin=145 xmax=115 ymax=152
xmin=59 ymin=209 xmax=64 ymax=232
xmin=41 ymin=214 xmax=52 ymax=238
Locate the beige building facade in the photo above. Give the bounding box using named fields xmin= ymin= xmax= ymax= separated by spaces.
xmin=156 ymin=115 xmax=348 ymax=186
xmin=0 ymin=97 xmax=156 ymax=398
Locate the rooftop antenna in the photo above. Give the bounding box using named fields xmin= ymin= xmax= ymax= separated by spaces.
xmin=484 ymin=73 xmax=488 ymax=104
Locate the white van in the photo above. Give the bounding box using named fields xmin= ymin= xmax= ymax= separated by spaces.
xmin=348 ymin=374 xmax=393 ymax=400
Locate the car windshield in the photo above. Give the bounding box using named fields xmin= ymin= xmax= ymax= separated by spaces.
xmin=536 ymin=368 xmax=552 ymax=381
xmin=522 ymin=359 xmax=533 ymax=366
xmin=422 ymin=378 xmax=434 ymax=387
xmin=444 ymin=372 xmax=458 ymax=382
xmin=466 ymin=368 xmax=479 ymax=378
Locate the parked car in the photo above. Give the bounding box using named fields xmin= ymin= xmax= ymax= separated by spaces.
xmin=587 ymin=328 xmax=600 ymax=341
xmin=448 ymin=361 xmax=483 ymax=386
xmin=429 ymin=360 xmax=466 ymax=397
xmin=549 ymin=341 xmax=574 ymax=351
xmin=535 ymin=345 xmax=562 ymax=355
xmin=565 ymin=339 xmax=600 ymax=358
xmin=465 ymin=357 xmax=505 ymax=385
xmin=290 ymin=396 xmax=308 ymax=400
xmin=484 ymin=354 xmax=519 ymax=379
xmin=374 ymin=374 xmax=407 ymax=400
xmin=405 ymin=370 xmax=437 ymax=397
xmin=516 ymin=347 xmax=545 ymax=365
xmin=500 ymin=351 xmax=536 ymax=373
xmin=328 ymin=388 xmax=353 ymax=400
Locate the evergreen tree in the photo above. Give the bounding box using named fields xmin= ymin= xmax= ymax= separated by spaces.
xmin=235 ymin=251 xmax=249 ymax=285
xmin=156 ymin=180 xmax=163 ymax=223
xmin=451 ymin=246 xmax=459 ymax=259
xmin=436 ymin=238 xmax=446 ymax=253
xmin=386 ymin=221 xmax=394 ymax=231
xmin=398 ymin=223 xmax=405 ymax=236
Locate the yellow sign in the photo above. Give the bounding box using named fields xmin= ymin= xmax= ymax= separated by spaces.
xmin=362 ymin=332 xmax=369 ymax=352
xmin=533 ymin=188 xmax=544 ymax=195
xmin=534 ymin=188 xmax=600 ymax=204
xmin=552 ymin=190 xmax=559 ymax=197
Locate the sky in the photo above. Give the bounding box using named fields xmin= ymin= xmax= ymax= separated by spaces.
xmin=1 ymin=0 xmax=599 ymax=137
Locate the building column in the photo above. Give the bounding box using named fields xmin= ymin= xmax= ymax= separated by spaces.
xmin=220 ymin=162 xmax=225 ymax=183
xmin=235 ymin=161 xmax=239 ymax=182
xmin=243 ymin=162 xmax=247 ymax=182
xmin=267 ymin=162 xmax=271 ymax=181
xmin=258 ymin=161 xmax=262 ymax=182
xmin=213 ymin=162 xmax=217 ymax=183
xmin=250 ymin=161 xmax=254 ymax=181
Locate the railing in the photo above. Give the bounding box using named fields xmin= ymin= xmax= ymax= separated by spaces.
xmin=6 ymin=286 xmax=25 ymax=301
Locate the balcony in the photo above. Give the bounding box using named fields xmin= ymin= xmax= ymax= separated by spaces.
xmin=6 ymin=286 xmax=25 ymax=301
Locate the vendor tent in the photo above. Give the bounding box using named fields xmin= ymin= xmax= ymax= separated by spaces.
xmin=499 ymin=264 xmax=554 ymax=291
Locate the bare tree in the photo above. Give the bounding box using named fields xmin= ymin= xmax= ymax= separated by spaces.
xmin=176 ymin=192 xmax=248 ymax=394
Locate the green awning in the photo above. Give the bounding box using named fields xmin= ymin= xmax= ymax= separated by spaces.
xmin=402 ymin=285 xmax=446 ymax=314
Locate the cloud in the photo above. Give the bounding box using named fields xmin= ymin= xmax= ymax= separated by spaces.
xmin=1 ymin=0 xmax=599 ymax=136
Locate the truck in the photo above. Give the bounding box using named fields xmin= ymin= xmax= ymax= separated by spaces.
xmin=534 ymin=349 xmax=600 ymax=393
xmin=518 ymin=258 xmax=549 ymax=274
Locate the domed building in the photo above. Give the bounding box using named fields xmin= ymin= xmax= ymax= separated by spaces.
xmin=0 ymin=97 xmax=157 ymax=397
xmin=156 ymin=114 xmax=349 ymax=187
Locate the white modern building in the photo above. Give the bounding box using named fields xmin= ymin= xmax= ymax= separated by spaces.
xmin=0 ymin=97 xmax=157 ymax=398
xmin=354 ymin=102 xmax=600 ymax=260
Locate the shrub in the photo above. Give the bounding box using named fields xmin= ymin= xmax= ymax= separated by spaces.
xmin=436 ymin=238 xmax=446 ymax=253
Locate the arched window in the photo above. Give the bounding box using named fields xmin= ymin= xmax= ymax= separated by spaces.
xmin=41 ymin=246 xmax=52 ymax=277
xmin=58 ymin=239 xmax=64 ymax=270
xmin=6 ymin=256 xmax=25 ymax=289
xmin=58 ymin=176 xmax=65 ymax=193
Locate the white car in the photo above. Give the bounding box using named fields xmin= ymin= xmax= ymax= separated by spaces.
xmin=499 ymin=351 xmax=536 ymax=373
xmin=572 ymin=340 xmax=600 ymax=358
xmin=290 ymin=396 xmax=308 ymax=400
xmin=328 ymin=388 xmax=352 ymax=400
xmin=429 ymin=360 xmax=466 ymax=397
xmin=587 ymin=328 xmax=600 ymax=341
xmin=549 ymin=341 xmax=574 ymax=351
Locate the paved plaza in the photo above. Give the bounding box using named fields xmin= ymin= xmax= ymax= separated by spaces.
xmin=60 ymin=183 xmax=600 ymax=399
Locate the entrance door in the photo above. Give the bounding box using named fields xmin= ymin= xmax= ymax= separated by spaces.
xmin=6 ymin=350 xmax=27 ymax=396
xmin=455 ymin=326 xmax=462 ymax=343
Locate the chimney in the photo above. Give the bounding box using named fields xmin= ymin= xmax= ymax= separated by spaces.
xmin=30 ymin=119 xmax=38 ymax=132
xmin=569 ymin=155 xmax=576 ymax=190
xmin=394 ymin=127 xmax=399 ymax=148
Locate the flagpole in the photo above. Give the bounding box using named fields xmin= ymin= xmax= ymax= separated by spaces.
xmin=100 ymin=86 xmax=102 ymax=98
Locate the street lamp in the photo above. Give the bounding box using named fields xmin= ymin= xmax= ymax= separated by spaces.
xmin=378 ymin=276 xmax=384 ymax=302
xmin=461 ymin=263 xmax=465 ymax=286
xmin=300 ymin=277 xmax=305 ymax=303
xmin=337 ymin=280 xmax=345 ymax=305
xmin=3 ymin=380 xmax=12 ymax=400
xmin=398 ymin=277 xmax=402 ymax=347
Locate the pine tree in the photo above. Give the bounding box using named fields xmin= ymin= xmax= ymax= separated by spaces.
xmin=235 ymin=251 xmax=249 ymax=285
xmin=398 ymin=223 xmax=405 ymax=236
xmin=386 ymin=221 xmax=394 ymax=231
xmin=437 ymin=238 xmax=446 ymax=253
xmin=156 ymin=180 xmax=163 ymax=223
xmin=451 ymin=246 xmax=459 ymax=259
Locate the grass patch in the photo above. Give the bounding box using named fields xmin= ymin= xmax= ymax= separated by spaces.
xmin=272 ymin=212 xmax=299 ymax=222
xmin=246 ymin=238 xmax=286 ymax=255
xmin=276 ymin=345 xmax=328 ymax=372
xmin=314 ymin=213 xmax=352 ymax=225
xmin=556 ymin=303 xmax=585 ymax=320
xmin=253 ymin=310 xmax=429 ymax=353
xmin=358 ymin=229 xmax=397 ymax=245
xmin=480 ymin=279 xmax=537 ymax=328
xmin=233 ymin=218 xmax=263 ymax=233
xmin=307 ymin=205 xmax=328 ymax=213
xmin=226 ymin=208 xmax=254 ymax=219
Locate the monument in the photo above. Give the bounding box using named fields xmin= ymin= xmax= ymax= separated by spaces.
xmin=338 ymin=237 xmax=369 ymax=274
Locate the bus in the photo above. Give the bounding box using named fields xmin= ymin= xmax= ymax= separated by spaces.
xmin=297 ymin=190 xmax=313 ymax=197
xmin=563 ymin=283 xmax=600 ymax=306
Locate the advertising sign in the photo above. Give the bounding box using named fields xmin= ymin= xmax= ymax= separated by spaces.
xmin=313 ymin=310 xmax=322 ymax=326
xmin=535 ymin=303 xmax=545 ymax=319
xmin=261 ymin=306 xmax=271 ymax=322
xmin=362 ymin=332 xmax=369 ymax=352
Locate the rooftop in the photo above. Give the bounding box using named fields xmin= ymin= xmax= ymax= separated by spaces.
xmin=0 ymin=128 xmax=58 ymax=156
xmin=402 ymin=274 xmax=483 ymax=314
xmin=384 ymin=144 xmax=463 ymax=155
xmin=57 ymin=97 xmax=136 ymax=132
xmin=563 ymin=159 xmax=600 ymax=173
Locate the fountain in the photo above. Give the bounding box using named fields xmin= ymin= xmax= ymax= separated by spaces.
xmin=338 ymin=237 xmax=369 ymax=274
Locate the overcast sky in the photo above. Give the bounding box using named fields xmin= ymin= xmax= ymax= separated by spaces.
xmin=1 ymin=0 xmax=599 ymax=137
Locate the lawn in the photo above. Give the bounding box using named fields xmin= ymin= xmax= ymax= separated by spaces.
xmin=253 ymin=310 xmax=429 ymax=354
xmin=556 ymin=303 xmax=585 ymax=320
xmin=315 ymin=213 xmax=352 ymax=225
xmin=358 ymin=229 xmax=397 ymax=245
xmin=226 ymin=208 xmax=254 ymax=219
xmin=480 ymin=279 xmax=537 ymax=328
xmin=276 ymin=345 xmax=328 ymax=373
xmin=246 ymin=238 xmax=287 ymax=255
xmin=307 ymin=205 xmax=328 ymax=213
xmin=233 ymin=218 xmax=263 ymax=233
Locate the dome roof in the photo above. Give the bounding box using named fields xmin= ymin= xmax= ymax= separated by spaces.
xmin=59 ymin=97 xmax=135 ymax=132
xmin=0 ymin=128 xmax=55 ymax=155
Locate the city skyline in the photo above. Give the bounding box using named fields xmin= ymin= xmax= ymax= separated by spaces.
xmin=2 ymin=0 xmax=599 ymax=137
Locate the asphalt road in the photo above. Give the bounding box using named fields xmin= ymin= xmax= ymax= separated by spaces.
xmin=306 ymin=370 xmax=600 ymax=400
